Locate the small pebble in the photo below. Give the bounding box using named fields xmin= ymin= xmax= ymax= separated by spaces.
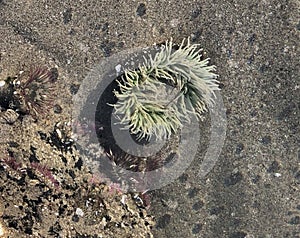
xmin=289 ymin=216 xmax=300 ymax=225
xmin=115 ymin=64 xmax=122 ymax=73
xmin=136 ymin=3 xmax=146 ymax=17
xmin=72 ymin=214 xmax=79 ymax=222
xmin=274 ymin=173 xmax=281 ymax=177
xmin=188 ymin=188 xmax=199 ymax=198
xmin=69 ymin=84 xmax=80 ymax=95
xmin=178 ymin=173 xmax=188 ymax=183
xmin=75 ymin=207 xmax=84 ymax=217
xmin=192 ymin=200 xmax=204 ymax=211
xmin=63 ymin=8 xmax=72 ymax=24
xmin=156 ymin=214 xmax=171 ymax=229
xmin=260 ymin=136 xmax=271 ymax=145
xmin=224 ymin=171 xmax=243 ymax=186
xmin=53 ymin=104 xmax=62 ymax=114
xmin=192 ymin=223 xmax=202 ymax=234
xmin=235 ymin=143 xmax=244 ymax=154
xmin=229 ymin=231 xmax=247 ymax=238
xmin=190 ymin=8 xmax=201 ymax=20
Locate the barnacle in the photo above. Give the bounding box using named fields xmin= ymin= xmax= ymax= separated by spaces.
xmin=111 ymin=38 xmax=219 ymax=140
xmin=14 ymin=66 xmax=58 ymax=117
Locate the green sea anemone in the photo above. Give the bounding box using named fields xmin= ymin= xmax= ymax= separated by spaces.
xmin=111 ymin=38 xmax=219 ymax=140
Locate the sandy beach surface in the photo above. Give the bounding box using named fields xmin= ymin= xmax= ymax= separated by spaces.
xmin=0 ymin=0 xmax=299 ymax=237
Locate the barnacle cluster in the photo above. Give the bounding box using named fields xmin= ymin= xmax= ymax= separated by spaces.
xmin=111 ymin=38 xmax=219 ymax=140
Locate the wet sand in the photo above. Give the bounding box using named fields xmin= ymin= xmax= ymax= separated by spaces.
xmin=0 ymin=0 xmax=299 ymax=237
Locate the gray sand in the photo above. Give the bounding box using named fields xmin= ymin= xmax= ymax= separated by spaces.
xmin=0 ymin=0 xmax=299 ymax=237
